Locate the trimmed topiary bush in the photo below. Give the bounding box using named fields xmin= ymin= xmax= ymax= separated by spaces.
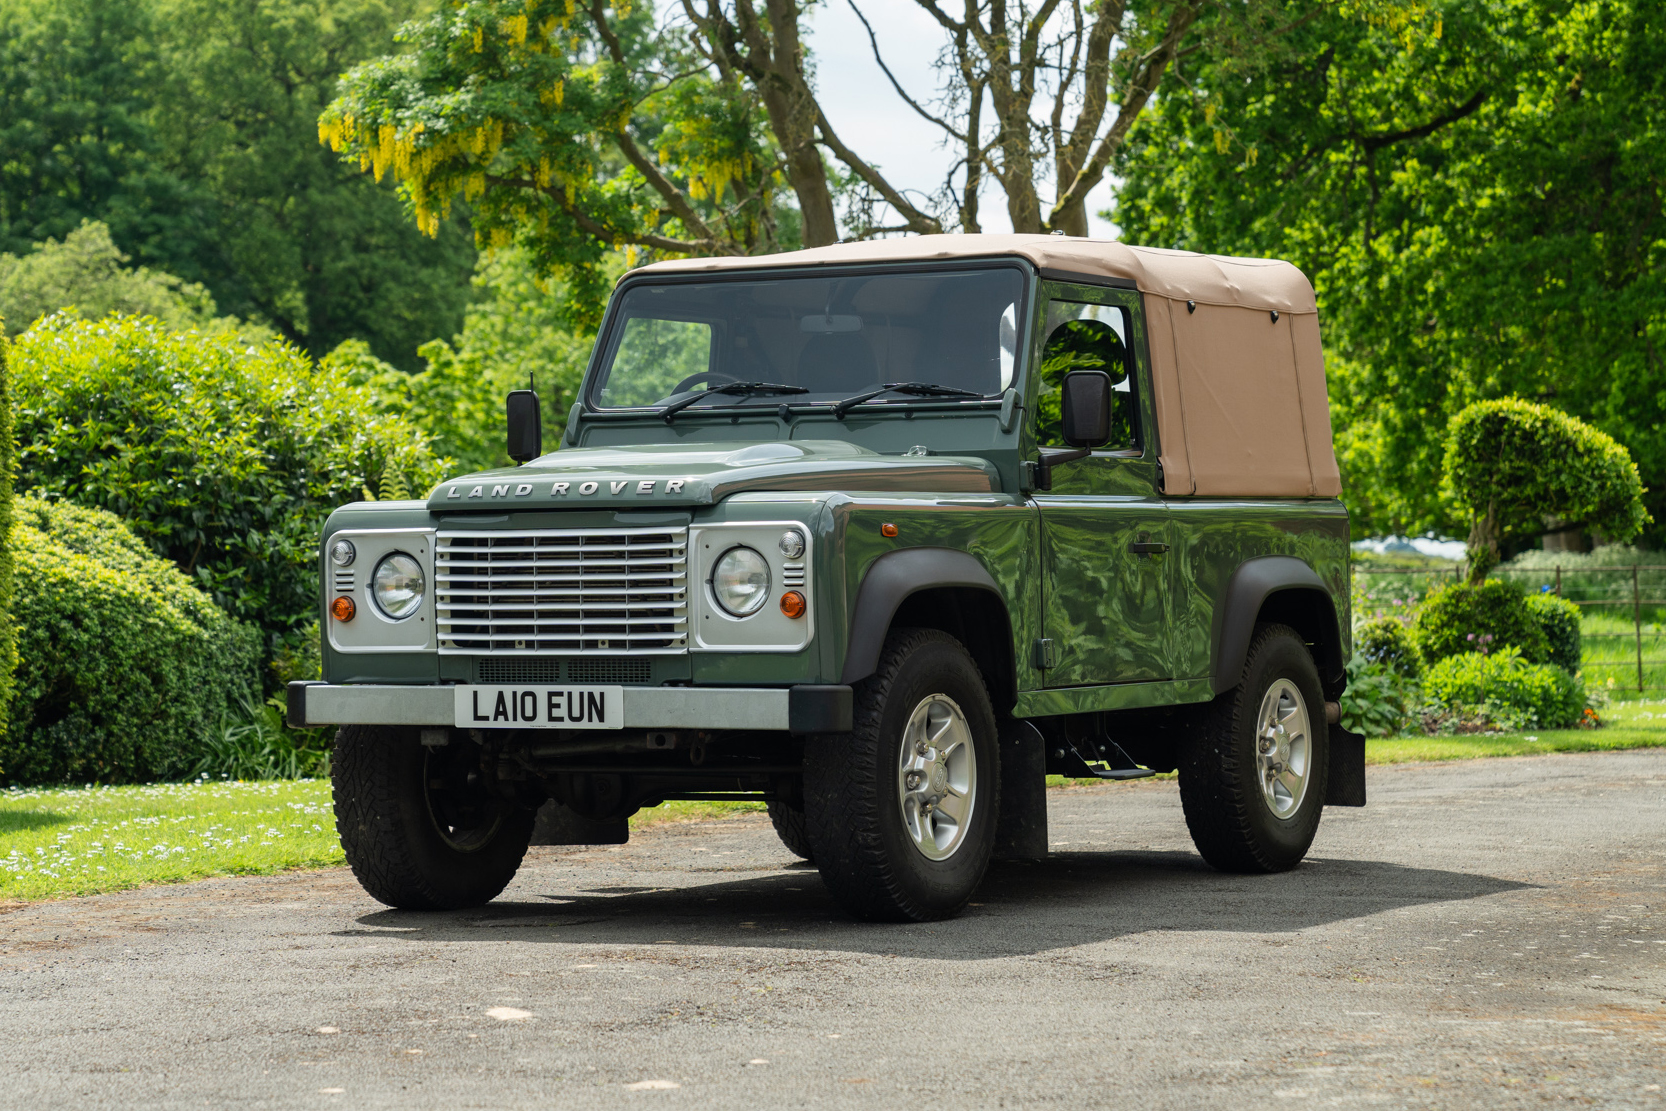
xmin=1525 ymin=592 xmax=1583 ymax=674
xmin=10 ymin=314 xmax=443 ymax=643
xmin=1422 ymin=649 xmax=1584 ymax=731
xmin=1354 ymin=616 xmax=1420 ymax=677
xmin=1412 ymin=579 xmax=1549 ymax=665
xmin=1445 ymin=398 xmax=1649 ymax=582
xmin=0 ymin=499 xmax=262 ymax=785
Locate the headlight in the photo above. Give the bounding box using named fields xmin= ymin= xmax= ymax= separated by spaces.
xmin=372 ymin=552 xmax=425 ymax=619
xmin=712 ymin=546 xmax=770 ymax=617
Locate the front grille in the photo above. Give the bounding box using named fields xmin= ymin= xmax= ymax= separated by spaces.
xmin=437 ymin=528 xmax=687 ymax=654
xmin=475 ymin=657 xmax=655 ymax=685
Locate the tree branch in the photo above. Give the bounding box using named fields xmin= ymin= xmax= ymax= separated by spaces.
xmin=847 ymin=0 xmax=961 ymax=138
xmin=814 ymin=109 xmax=945 ymax=235
xmin=1359 ymin=90 xmax=1488 ymax=152
xmin=493 ymin=175 xmax=732 ymax=254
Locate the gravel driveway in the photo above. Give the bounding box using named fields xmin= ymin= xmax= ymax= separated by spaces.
xmin=3 ymin=750 xmax=1664 ymax=1109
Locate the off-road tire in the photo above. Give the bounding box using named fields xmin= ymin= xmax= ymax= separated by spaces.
xmin=803 ymin=628 xmax=1000 ymax=922
xmin=333 ymin=725 xmax=534 ymax=910
xmin=1179 ymin=623 xmax=1328 ymax=873
xmin=766 ymin=800 xmax=814 ymax=861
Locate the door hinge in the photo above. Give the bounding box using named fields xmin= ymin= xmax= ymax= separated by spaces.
xmin=1032 ymin=638 xmax=1057 ymax=669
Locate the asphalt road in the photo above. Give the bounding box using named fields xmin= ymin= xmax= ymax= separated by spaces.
xmin=3 ymin=751 xmax=1664 ymax=1109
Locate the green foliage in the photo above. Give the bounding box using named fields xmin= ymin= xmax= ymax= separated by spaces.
xmin=10 ymin=314 xmax=443 ymax=640
xmin=1422 ymin=648 xmax=1585 ymax=731
xmin=0 ymin=321 xmax=15 ymax=736
xmin=332 ymin=247 xmax=595 ymax=472
xmin=1354 ymin=616 xmax=1420 ymax=678
xmin=1446 ymin=399 xmax=1648 ymax=580
xmin=196 ymin=694 xmax=329 ymax=781
xmin=1 ymin=499 xmax=262 ymax=785
xmin=0 ymin=0 xmax=476 ymax=369
xmin=1525 ymin=592 xmax=1584 ymax=674
xmin=1112 ymin=0 xmax=1666 ymax=545
xmin=1412 ymin=579 xmax=1550 ymax=666
xmin=0 ymin=221 xmax=256 ymax=338
xmin=1339 ymin=656 xmax=1415 ymax=737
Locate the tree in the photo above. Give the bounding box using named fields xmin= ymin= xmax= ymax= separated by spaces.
xmin=1112 ymin=0 xmax=1666 ymax=543
xmin=1445 ymin=399 xmax=1648 ymax=582
xmin=319 ymin=0 xmax=1395 ymax=301
xmin=0 ymin=0 xmax=479 ymax=368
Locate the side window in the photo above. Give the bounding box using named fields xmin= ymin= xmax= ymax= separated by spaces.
xmin=1034 ymin=300 xmax=1138 ymax=450
xmin=596 ymin=317 xmax=714 ymax=407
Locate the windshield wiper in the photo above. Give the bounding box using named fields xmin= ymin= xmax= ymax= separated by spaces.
xmin=831 ymin=381 xmax=984 ymax=420
xmin=659 ymin=381 xmax=808 ymax=423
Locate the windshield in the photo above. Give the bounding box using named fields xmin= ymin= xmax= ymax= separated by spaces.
xmin=589 ymin=267 xmax=1024 ymax=412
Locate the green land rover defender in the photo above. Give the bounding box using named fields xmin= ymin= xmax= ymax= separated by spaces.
xmin=289 ymin=234 xmax=1364 ymax=923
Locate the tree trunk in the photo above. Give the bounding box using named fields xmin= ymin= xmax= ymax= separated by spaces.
xmin=1466 ymin=501 xmax=1500 ymax=585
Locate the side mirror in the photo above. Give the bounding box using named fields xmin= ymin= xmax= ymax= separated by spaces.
xmin=1059 ymin=370 xmax=1112 ymax=447
xmin=507 ymin=389 xmax=542 ymax=463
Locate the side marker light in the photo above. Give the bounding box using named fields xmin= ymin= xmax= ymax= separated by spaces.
xmin=331 ymin=595 xmax=356 ymax=622
xmin=880 ymin=522 xmax=898 ymax=537
xmin=780 ymin=591 xmax=806 ymax=619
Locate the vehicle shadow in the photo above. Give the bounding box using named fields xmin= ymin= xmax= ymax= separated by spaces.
xmin=345 ymin=850 xmax=1533 ymax=960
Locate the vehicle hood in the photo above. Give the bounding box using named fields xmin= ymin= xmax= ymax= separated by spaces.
xmin=425 ymin=440 xmax=999 ymax=511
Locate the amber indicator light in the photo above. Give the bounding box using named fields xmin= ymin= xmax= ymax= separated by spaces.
xmin=779 ymin=590 xmax=806 ymax=619
xmin=880 ymin=522 xmax=898 ymax=537
xmin=330 ymin=595 xmax=356 ymax=622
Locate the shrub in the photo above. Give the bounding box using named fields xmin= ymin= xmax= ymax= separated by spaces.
xmin=10 ymin=315 xmax=443 ymax=642
xmin=1412 ymin=579 xmax=1549 ymax=665
xmin=1354 ymin=616 xmax=1420 ymax=677
xmin=1445 ymin=398 xmax=1648 ymax=582
xmin=1339 ymin=656 xmax=1415 ymax=737
xmin=1422 ymin=648 xmax=1585 ymax=731
xmin=0 ymin=320 xmax=16 ymax=737
xmin=0 ymin=499 xmax=262 ymax=785
xmin=1525 ymin=592 xmax=1583 ymax=673
xmin=196 ymin=694 xmax=330 ymax=782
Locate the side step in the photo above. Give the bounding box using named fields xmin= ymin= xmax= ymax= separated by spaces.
xmin=1050 ymin=735 xmax=1157 ymax=781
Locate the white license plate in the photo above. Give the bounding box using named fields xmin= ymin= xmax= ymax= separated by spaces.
xmin=453 ymin=685 xmax=624 ymax=730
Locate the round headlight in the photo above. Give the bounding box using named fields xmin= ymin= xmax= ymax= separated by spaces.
xmin=712 ymin=546 xmax=770 ymax=617
xmin=372 ymin=552 xmax=425 ymax=619
xmin=777 ymin=529 xmax=806 ymax=560
xmin=329 ymin=538 xmax=356 ymax=567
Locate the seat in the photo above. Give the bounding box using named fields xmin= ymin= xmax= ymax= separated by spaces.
xmin=795 ymin=331 xmax=879 ymax=395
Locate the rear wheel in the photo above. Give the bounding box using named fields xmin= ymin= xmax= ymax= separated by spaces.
xmin=1179 ymin=623 xmax=1328 ymax=873
xmin=803 ymin=629 xmax=999 ymax=921
xmin=333 ymin=726 xmax=534 ymax=910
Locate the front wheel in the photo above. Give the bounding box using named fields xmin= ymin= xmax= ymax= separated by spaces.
xmin=333 ymin=726 xmax=534 ymax=910
xmin=803 ymin=629 xmax=1000 ymax=921
xmin=1179 ymin=623 xmax=1328 ymax=873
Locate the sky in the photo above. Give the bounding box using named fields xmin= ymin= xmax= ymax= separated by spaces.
xmin=800 ymin=2 xmax=1121 ymax=239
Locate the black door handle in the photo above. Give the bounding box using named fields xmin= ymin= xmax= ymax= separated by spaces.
xmin=1128 ymin=541 xmax=1169 ymax=555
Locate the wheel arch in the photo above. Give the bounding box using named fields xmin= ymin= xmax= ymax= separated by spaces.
xmin=839 ymin=547 xmax=1016 ymax=714
xmin=1212 ymin=556 xmax=1347 ymax=699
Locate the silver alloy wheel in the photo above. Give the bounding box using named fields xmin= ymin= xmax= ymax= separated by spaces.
xmin=1255 ymin=679 xmax=1311 ymax=818
xmin=896 ymin=694 xmax=977 ymax=861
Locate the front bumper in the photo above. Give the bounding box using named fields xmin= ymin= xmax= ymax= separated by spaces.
xmin=286 ymin=682 xmax=852 ymax=735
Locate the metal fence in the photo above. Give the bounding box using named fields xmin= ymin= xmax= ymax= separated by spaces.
xmin=1351 ymin=564 xmax=1666 ymax=696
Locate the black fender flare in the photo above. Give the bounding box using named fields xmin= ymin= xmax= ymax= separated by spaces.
xmin=838 ymin=547 xmax=1007 ymax=685
xmin=1212 ymin=555 xmax=1345 ymax=695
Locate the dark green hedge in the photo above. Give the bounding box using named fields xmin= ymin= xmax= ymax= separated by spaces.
xmin=0 ymin=321 xmax=15 ymax=737
xmin=0 ymin=500 xmax=261 ymax=785
xmin=1412 ymin=579 xmax=1550 ymax=666
xmin=1525 ymin=593 xmax=1583 ymax=674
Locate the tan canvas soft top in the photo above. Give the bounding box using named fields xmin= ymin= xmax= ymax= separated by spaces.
xmin=633 ymin=234 xmax=1340 ymax=498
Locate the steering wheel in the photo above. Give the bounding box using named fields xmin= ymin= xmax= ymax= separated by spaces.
xmin=670 ymin=370 xmax=740 ymax=394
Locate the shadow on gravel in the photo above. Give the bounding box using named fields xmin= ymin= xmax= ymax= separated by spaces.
xmin=346 ymin=850 xmax=1532 ymax=959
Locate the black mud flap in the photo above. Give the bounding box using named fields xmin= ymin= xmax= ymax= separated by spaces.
xmin=530 ymin=799 xmax=629 ymax=846
xmin=994 ymin=719 xmax=1048 ymax=859
xmin=1326 ymin=724 xmax=1367 ymax=807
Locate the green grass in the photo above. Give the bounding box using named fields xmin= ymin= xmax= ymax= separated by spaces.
xmin=0 ymin=781 xmax=766 ymax=905
xmin=1366 ymin=699 xmax=1666 ymax=764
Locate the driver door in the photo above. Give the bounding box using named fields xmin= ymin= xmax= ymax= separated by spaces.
xmin=1032 ymin=285 xmax=1174 ymax=687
